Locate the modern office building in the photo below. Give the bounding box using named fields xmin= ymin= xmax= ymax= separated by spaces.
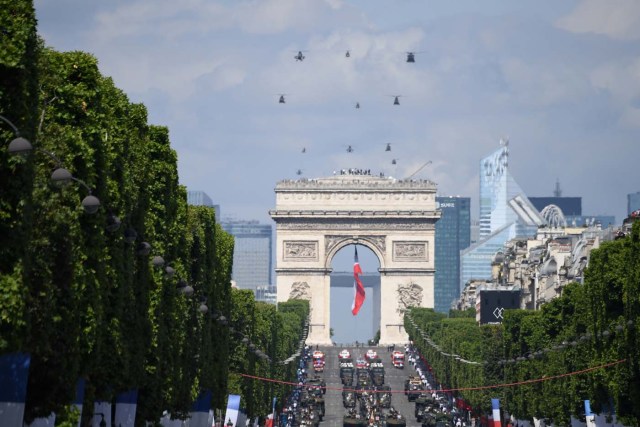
xmin=220 ymin=220 xmax=273 ymax=293
xmin=628 ymin=192 xmax=640 ymax=216
xmin=187 ymin=190 xmax=220 ymax=221
xmin=461 ymin=143 xmax=543 ymax=291
xmin=434 ymin=196 xmax=471 ymax=313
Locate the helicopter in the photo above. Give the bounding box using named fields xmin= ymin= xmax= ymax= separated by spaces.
xmin=346 ymin=145 xmax=354 ymax=153
xmin=301 ymin=147 xmax=306 ymax=153
xmin=385 ymin=143 xmax=392 ymax=152
xmin=355 ymin=102 xmax=360 ymax=109
xmin=296 ymin=169 xmax=303 ymax=176
xmin=391 ymin=95 xmax=402 ymax=105
xmin=278 ymin=94 xmax=286 ymax=104
xmin=294 ymin=51 xmax=306 ymax=61
xmin=345 ymin=50 xmax=351 ymax=58
xmin=406 ymin=52 xmax=416 ymax=63
xmin=391 ymin=158 xmax=399 ymax=165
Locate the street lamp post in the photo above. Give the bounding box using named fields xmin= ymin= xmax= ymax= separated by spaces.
xmin=2 ymin=114 xmax=102 ymax=214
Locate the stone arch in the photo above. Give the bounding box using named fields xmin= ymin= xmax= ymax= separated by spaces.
xmin=324 ymin=236 xmax=385 ymax=270
xmin=270 ymin=175 xmax=440 ymax=345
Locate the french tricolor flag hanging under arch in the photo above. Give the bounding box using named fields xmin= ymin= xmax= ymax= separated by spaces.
xmin=351 ymin=246 xmax=365 ymax=316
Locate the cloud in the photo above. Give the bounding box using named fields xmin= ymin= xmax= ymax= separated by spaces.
xmin=556 ymin=0 xmax=640 ymax=40
xmin=590 ymin=58 xmax=640 ymax=128
xmin=90 ymin=0 xmax=363 ymax=42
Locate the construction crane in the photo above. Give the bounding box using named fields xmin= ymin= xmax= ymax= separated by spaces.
xmin=406 ymin=161 xmax=432 ymax=179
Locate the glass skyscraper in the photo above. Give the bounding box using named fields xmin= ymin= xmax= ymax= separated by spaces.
xmin=461 ymin=143 xmax=543 ymax=291
xmin=434 ymin=196 xmax=471 ymax=313
xmin=628 ymin=192 xmax=640 ymax=216
xmin=187 ymin=190 xmax=220 ymax=221
xmin=221 ymin=220 xmax=273 ymax=293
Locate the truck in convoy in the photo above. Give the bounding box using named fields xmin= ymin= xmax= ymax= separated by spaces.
xmin=391 ymin=350 xmax=405 ymax=369
xmin=312 ymin=351 xmax=325 ymax=373
xmin=369 ymin=361 xmax=385 ymax=386
xmin=339 ymin=361 xmax=354 ymax=386
xmin=405 ymin=376 xmax=424 ymax=401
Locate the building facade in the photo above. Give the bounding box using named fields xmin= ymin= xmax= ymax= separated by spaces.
xmin=434 ymin=196 xmax=471 ymax=313
xmin=220 ymin=220 xmax=273 ymax=293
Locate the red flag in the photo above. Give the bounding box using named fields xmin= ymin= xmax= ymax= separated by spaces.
xmin=351 ymin=246 xmax=365 ymax=315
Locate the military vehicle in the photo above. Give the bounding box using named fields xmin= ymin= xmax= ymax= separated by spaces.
xmin=385 ymin=407 xmax=407 ymax=427
xmin=369 ymin=361 xmax=385 ymax=386
xmin=405 ymin=376 xmax=424 ymax=401
xmin=376 ymin=385 xmax=391 ymax=408
xmin=343 ymin=409 xmax=367 ymax=427
xmin=342 ymin=389 xmax=356 ymax=408
xmin=340 ymin=361 xmax=354 ymax=386
xmin=421 ymin=412 xmax=454 ymax=427
xmin=414 ymin=393 xmax=437 ymax=422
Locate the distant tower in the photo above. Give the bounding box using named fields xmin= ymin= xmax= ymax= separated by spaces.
xmin=553 ymin=179 xmax=562 ymax=198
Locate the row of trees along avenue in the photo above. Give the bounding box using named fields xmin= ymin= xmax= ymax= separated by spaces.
xmin=404 ymin=220 xmax=640 ymax=426
xmin=0 ymin=1 xmax=309 ymax=425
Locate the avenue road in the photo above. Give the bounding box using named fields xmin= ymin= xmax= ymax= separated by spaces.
xmin=316 ymin=345 xmax=420 ymax=427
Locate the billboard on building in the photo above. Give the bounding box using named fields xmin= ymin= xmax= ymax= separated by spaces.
xmin=475 ymin=289 xmax=521 ymax=324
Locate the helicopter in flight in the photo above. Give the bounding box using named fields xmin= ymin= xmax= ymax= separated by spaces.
xmin=391 ymin=95 xmax=402 ymax=105
xmin=278 ymin=94 xmax=287 ymax=104
xmin=296 ymin=169 xmax=303 ymax=176
xmin=385 ymin=143 xmax=392 ymax=152
xmin=355 ymin=102 xmax=360 ymax=109
xmin=345 ymin=50 xmax=351 ymax=58
xmin=346 ymin=145 xmax=354 ymax=153
xmin=301 ymin=147 xmax=306 ymax=153
xmin=391 ymin=158 xmax=399 ymax=165
xmin=294 ymin=51 xmax=306 ymax=61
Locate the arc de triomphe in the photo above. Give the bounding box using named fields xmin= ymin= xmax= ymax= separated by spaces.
xmin=270 ymin=174 xmax=440 ymax=345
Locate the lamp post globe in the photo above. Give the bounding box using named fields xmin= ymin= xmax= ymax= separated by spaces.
xmin=50 ymin=167 xmax=73 ymax=185
xmin=124 ymin=228 xmax=138 ymax=244
xmin=136 ymin=242 xmax=151 ymax=256
xmin=105 ymin=213 xmax=121 ymax=232
xmin=7 ymin=136 xmax=33 ymax=155
xmin=81 ymin=194 xmax=101 ymax=214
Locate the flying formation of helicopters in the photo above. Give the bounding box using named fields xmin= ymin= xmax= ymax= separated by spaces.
xmin=285 ymin=47 xmax=422 ymax=176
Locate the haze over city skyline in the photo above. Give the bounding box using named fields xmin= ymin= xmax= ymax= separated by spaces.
xmin=34 ymin=0 xmax=640 ymax=226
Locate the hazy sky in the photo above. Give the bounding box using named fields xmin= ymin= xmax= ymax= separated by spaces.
xmin=35 ymin=0 xmax=640 ymax=227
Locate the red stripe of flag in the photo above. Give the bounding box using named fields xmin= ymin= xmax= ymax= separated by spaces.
xmin=351 ymin=246 xmax=365 ymax=315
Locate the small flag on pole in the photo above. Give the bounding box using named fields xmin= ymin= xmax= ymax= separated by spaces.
xmin=491 ymin=398 xmax=501 ymax=427
xmin=351 ymin=246 xmax=366 ymax=315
